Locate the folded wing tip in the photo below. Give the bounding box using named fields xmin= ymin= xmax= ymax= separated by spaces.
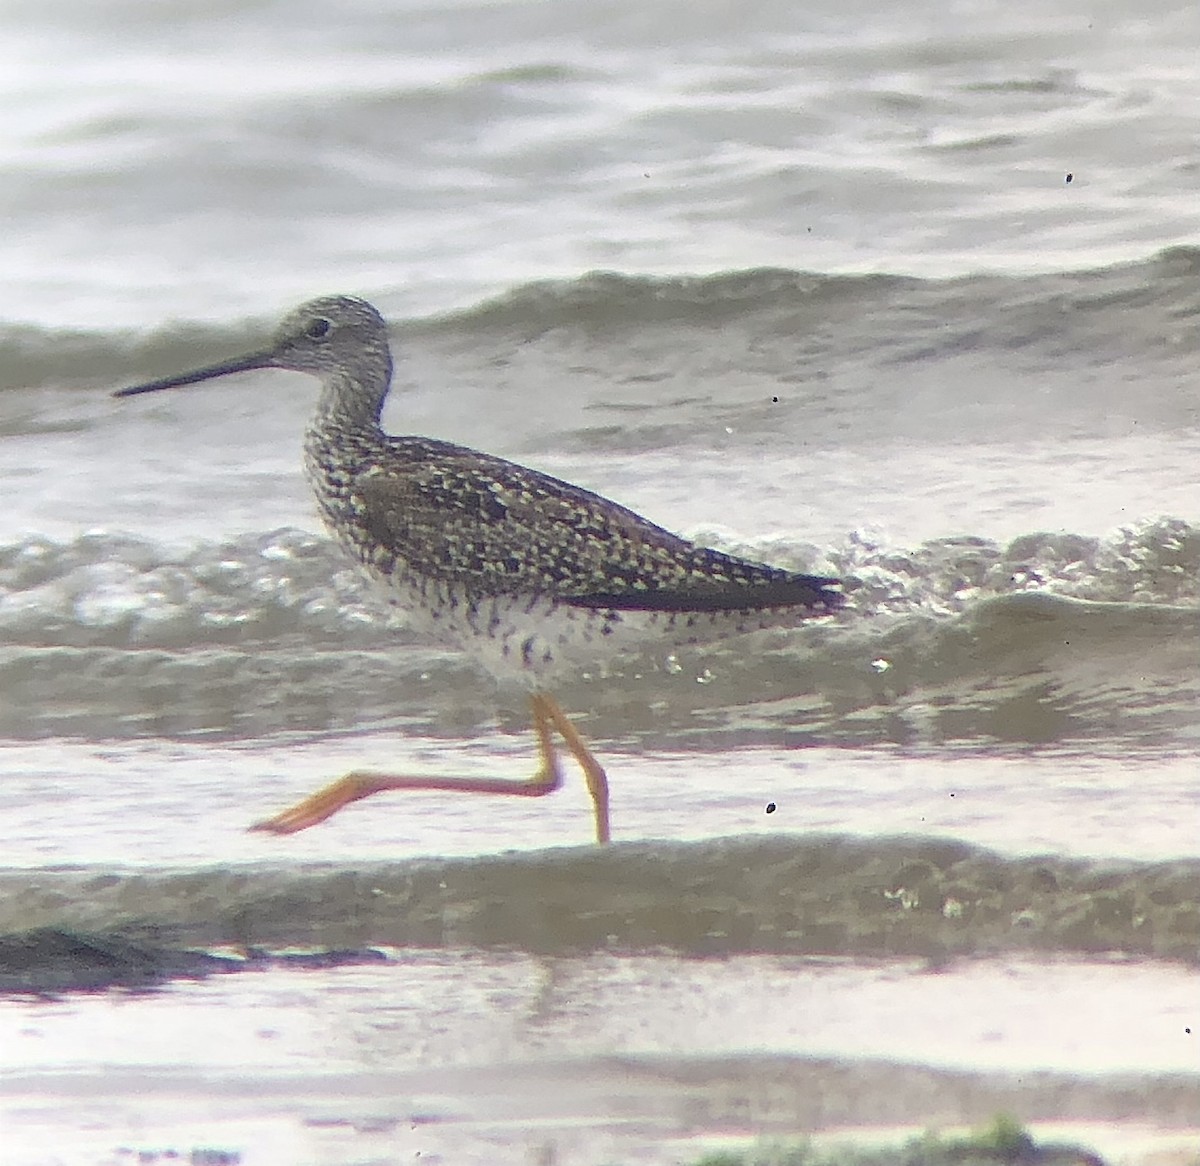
xmin=565 ymin=571 xmax=845 ymax=614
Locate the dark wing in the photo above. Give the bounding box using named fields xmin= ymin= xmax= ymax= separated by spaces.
xmin=354 ymin=443 xmax=841 ymax=614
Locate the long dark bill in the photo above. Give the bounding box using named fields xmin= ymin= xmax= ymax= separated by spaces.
xmin=113 ymin=350 xmax=275 ymax=398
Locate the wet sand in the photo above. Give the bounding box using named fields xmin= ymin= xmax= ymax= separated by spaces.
xmin=1 ymin=941 xmax=1197 ymax=1164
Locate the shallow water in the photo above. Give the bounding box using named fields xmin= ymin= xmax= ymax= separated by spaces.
xmin=1 ymin=954 xmax=1198 ymax=1165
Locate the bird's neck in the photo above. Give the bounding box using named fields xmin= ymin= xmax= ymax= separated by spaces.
xmin=303 ymin=355 xmax=394 ymax=541
xmin=313 ymin=358 xmax=392 ymax=433
xmin=304 ymin=374 xmax=390 ymax=539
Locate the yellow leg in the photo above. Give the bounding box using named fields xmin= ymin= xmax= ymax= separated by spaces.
xmin=538 ymin=694 xmax=611 ymax=844
xmin=250 ymin=692 xmax=610 ymax=843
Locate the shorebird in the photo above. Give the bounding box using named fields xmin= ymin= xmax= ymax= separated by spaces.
xmin=115 ymin=296 xmax=841 ymax=843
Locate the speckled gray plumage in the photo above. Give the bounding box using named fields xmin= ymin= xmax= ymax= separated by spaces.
xmin=307 ymin=425 xmax=840 ymax=614
xmin=119 ymin=294 xmax=842 ymax=678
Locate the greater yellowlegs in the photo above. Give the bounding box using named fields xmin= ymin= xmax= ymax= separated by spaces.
xmin=115 ymin=296 xmax=842 ymax=843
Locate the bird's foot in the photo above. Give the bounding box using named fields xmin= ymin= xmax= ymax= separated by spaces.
xmin=250 ymin=772 xmax=380 ymax=835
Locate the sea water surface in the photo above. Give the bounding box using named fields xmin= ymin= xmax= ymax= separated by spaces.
xmin=0 ymin=1 xmax=1198 ymax=1164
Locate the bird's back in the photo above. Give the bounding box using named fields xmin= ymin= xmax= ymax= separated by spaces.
xmin=304 ymin=425 xmax=840 ymax=679
xmin=313 ymin=431 xmax=838 ymax=603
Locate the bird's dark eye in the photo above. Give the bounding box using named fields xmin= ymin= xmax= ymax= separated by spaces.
xmin=306 ymin=317 xmax=332 ymax=340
